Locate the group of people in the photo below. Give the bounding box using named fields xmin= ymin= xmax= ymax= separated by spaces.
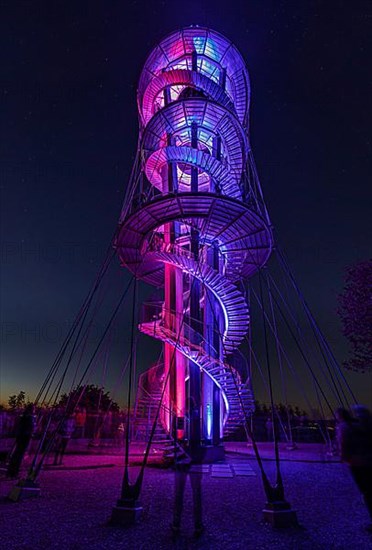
xmin=336 ymin=405 xmax=372 ymax=530
xmin=4 ymin=405 xmax=128 ymax=479
xmin=3 ymin=401 xmax=372 ymax=535
xmin=5 ymin=405 xmax=82 ymax=478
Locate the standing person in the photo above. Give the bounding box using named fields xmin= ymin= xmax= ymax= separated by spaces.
xmin=351 ymin=405 xmax=372 ymax=532
xmin=114 ymin=419 xmax=125 ymax=448
xmin=0 ymin=408 xmax=6 ymax=437
xmin=54 ymin=414 xmax=76 ymax=466
xmin=7 ymin=403 xmax=35 ymax=478
xmin=75 ymin=407 xmax=87 ymax=438
xmin=335 ymin=408 xmax=355 ymax=462
xmin=172 ymin=440 xmax=204 ymax=539
xmin=336 ymin=407 xmax=372 ymax=532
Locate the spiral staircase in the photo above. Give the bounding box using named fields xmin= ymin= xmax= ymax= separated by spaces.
xmin=116 ymin=27 xmax=273 ymax=447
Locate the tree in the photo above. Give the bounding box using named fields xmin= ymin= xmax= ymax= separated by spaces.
xmin=58 ymin=384 xmax=120 ymax=413
xmin=338 ymin=259 xmax=372 ymax=373
xmin=8 ymin=391 xmax=26 ymax=410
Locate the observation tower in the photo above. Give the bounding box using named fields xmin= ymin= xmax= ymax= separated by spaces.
xmin=116 ymin=27 xmax=273 ymax=455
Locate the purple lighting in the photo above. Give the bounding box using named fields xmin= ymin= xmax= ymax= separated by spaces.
xmin=117 ymin=26 xmax=273 ymax=450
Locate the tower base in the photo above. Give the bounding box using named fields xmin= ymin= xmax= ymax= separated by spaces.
xmin=262 ymin=501 xmax=298 ymax=528
xmin=110 ymin=500 xmax=143 ymax=526
xmin=7 ymin=479 xmax=41 ymax=502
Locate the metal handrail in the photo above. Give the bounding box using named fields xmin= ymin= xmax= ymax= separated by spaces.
xmin=140 ymin=302 xmax=235 ymax=347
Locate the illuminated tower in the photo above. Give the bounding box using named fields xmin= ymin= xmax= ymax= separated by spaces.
xmin=117 ymin=27 xmax=273 ymax=454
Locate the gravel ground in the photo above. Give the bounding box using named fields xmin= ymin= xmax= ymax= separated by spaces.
xmin=0 ymin=455 xmax=371 ymax=550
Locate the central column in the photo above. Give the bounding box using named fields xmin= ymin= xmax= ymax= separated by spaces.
xmin=202 ymin=134 xmax=223 ymax=446
xmin=189 ymin=119 xmax=202 ymax=449
xmin=162 ymin=86 xmax=185 ymax=438
xmin=203 ymin=242 xmax=223 ymax=445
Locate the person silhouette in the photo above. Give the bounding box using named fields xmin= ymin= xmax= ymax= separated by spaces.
xmin=335 ymin=407 xmax=355 ymax=462
xmin=7 ymin=403 xmax=35 ymax=478
xmin=336 ymin=406 xmax=372 ymax=532
xmin=172 ymin=440 xmax=204 ymax=539
xmin=351 ymin=405 xmax=372 ymax=531
xmin=54 ymin=413 xmax=76 ymax=466
xmin=170 ymin=404 xmax=205 ymax=539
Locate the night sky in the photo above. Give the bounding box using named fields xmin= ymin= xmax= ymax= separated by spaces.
xmin=1 ymin=1 xmax=371 ymax=407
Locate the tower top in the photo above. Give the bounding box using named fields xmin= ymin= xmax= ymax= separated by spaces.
xmin=138 ymin=27 xmax=250 ymax=129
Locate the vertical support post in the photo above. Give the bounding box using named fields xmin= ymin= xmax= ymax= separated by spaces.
xmin=219 ymin=67 xmax=226 ymax=90
xmin=191 ymin=122 xmax=198 ymax=194
xmin=203 ymin=242 xmax=222 ymax=446
xmin=162 ymin=85 xmax=176 ymax=434
xmin=211 ymin=243 xmax=222 ymax=445
xmin=191 ymin=49 xmax=198 ymax=72
xmin=189 ymin=120 xmax=201 ymax=450
xmin=211 ymin=135 xmax=223 ymax=443
xmin=211 ymin=135 xmax=222 ymax=194
xmin=174 ymin=267 xmax=186 ymax=440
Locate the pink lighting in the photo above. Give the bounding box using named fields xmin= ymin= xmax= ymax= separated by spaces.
xmin=117 ymin=26 xmax=273 ymax=449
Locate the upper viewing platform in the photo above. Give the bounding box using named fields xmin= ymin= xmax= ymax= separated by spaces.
xmin=137 ymin=26 xmax=251 ymax=130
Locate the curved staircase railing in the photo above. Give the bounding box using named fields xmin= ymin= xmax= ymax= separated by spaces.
xmin=117 ymin=27 xmax=274 ymax=444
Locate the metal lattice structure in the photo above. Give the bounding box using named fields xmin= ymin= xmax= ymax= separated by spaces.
xmin=116 ymin=27 xmax=273 ymax=449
